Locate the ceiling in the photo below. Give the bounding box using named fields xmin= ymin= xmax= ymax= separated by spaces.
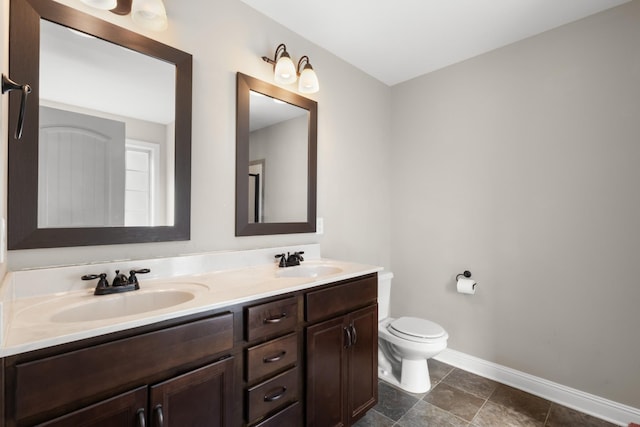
xmin=240 ymin=0 xmax=630 ymax=86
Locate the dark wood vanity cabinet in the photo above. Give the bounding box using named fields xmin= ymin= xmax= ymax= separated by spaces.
xmin=38 ymin=358 xmax=234 ymax=427
xmin=3 ymin=312 xmax=235 ymax=427
xmin=305 ymin=274 xmax=378 ymax=427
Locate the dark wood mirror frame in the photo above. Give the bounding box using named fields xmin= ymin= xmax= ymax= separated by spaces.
xmin=7 ymin=0 xmax=192 ymax=249
xmin=235 ymin=73 xmax=317 ymax=236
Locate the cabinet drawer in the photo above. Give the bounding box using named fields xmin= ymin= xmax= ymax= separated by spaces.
xmin=13 ymin=313 xmax=233 ymax=424
xmin=251 ymin=401 xmax=302 ymax=427
xmin=305 ymin=274 xmax=377 ymax=323
xmin=245 ymin=367 xmax=298 ymax=423
xmin=246 ymin=333 xmax=297 ymax=382
xmin=245 ymin=296 xmax=298 ymax=341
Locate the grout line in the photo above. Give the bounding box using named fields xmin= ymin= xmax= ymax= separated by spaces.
xmin=470 ymin=395 xmax=491 ymax=426
xmin=370 ymin=408 xmax=397 ymax=426
xmin=543 ymin=403 xmax=553 ymax=426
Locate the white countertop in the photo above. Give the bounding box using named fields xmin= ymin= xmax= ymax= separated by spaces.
xmin=1 ymin=253 xmax=381 ymax=357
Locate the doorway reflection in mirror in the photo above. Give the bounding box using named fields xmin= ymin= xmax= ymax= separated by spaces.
xmin=248 ymin=91 xmax=308 ymax=223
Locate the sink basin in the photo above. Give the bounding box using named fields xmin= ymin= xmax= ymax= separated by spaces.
xmin=50 ymin=290 xmax=196 ymax=323
xmin=276 ymin=264 xmax=343 ymax=278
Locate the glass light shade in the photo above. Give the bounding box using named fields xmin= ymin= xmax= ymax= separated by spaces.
xmin=274 ymin=54 xmax=297 ymax=85
xmin=81 ymin=0 xmax=117 ymax=10
xmin=131 ymin=0 xmax=168 ymax=31
xmin=298 ymin=66 xmax=319 ymax=93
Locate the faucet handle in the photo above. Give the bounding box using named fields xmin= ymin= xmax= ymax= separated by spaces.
xmin=275 ymin=253 xmax=287 ymax=267
xmin=128 ymin=268 xmax=150 ymax=285
xmin=293 ymin=251 xmax=304 ymax=262
xmin=82 ymin=273 xmax=109 ymax=291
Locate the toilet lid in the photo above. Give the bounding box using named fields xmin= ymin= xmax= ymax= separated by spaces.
xmin=388 ymin=317 xmax=446 ymax=340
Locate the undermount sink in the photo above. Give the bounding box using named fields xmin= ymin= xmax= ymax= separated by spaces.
xmin=276 ymin=264 xmax=343 ymax=278
xmin=50 ymin=290 xmax=196 ymax=323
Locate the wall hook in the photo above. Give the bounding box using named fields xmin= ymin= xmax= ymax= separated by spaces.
xmin=2 ymin=74 xmax=32 ymax=140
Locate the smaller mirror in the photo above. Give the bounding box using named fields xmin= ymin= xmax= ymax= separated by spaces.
xmin=236 ymin=73 xmax=317 ymax=236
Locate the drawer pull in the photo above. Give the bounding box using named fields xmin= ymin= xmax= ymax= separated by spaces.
xmin=264 ymin=386 xmax=287 ymax=402
xmin=264 ymin=313 xmax=287 ymax=324
xmin=136 ymin=408 xmax=146 ymax=427
xmin=263 ymin=351 xmax=287 ymax=363
xmin=350 ymin=324 xmax=358 ymax=345
xmin=344 ymin=326 xmax=353 ymax=348
xmin=154 ymin=405 xmax=164 ymax=427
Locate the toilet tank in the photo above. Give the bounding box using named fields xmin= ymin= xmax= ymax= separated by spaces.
xmin=377 ymin=271 xmax=394 ymax=321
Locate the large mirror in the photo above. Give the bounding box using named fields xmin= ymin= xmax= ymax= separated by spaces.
xmin=7 ymin=0 xmax=192 ymax=249
xmin=236 ymin=73 xmax=317 ymax=236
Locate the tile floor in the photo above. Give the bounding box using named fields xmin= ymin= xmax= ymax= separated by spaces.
xmin=354 ymin=359 xmax=618 ymax=427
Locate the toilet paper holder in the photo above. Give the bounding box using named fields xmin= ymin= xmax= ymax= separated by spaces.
xmin=456 ymin=270 xmax=472 ymax=281
xmin=456 ymin=270 xmax=477 ymax=294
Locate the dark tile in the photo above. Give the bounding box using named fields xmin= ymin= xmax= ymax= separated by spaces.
xmin=546 ymin=404 xmax=618 ymax=427
xmin=428 ymin=358 xmax=455 ymax=385
xmin=473 ymin=401 xmax=544 ymax=427
xmin=375 ymin=381 xmax=419 ymax=421
xmin=352 ymin=409 xmax=395 ymax=427
xmin=489 ymin=384 xmax=550 ymax=423
xmin=424 ymin=382 xmax=485 ymax=421
xmin=397 ymin=400 xmax=469 ymax=427
xmin=443 ymin=369 xmax=499 ymax=399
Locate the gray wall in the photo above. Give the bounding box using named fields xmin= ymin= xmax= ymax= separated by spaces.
xmin=2 ymin=0 xmax=392 ymax=270
xmin=390 ymin=1 xmax=640 ymax=408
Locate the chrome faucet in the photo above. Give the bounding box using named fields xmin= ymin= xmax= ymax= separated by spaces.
xmin=275 ymin=251 xmax=305 ymax=268
xmin=82 ymin=268 xmax=150 ymax=295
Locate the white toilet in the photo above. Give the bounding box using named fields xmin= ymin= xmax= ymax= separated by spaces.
xmin=377 ymin=271 xmax=448 ymax=393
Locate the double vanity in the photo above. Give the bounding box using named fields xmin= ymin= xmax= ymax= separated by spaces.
xmin=0 ymin=245 xmax=381 ymax=426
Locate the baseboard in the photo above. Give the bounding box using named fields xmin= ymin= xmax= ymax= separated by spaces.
xmin=434 ymin=348 xmax=640 ymax=427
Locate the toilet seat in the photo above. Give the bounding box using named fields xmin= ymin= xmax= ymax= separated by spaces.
xmin=388 ymin=317 xmax=446 ymax=342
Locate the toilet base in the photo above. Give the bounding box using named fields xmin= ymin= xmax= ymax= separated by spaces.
xmin=378 ymin=357 xmax=432 ymax=394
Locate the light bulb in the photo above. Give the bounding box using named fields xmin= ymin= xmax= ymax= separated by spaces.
xmin=131 ymin=0 xmax=168 ymax=31
xmin=274 ymin=54 xmax=297 ymax=85
xmin=298 ymin=65 xmax=319 ymax=94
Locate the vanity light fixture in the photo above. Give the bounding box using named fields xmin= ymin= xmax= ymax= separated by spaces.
xmin=80 ymin=0 xmax=168 ymax=31
xmin=297 ymin=56 xmax=319 ymax=94
xmin=262 ymin=44 xmax=320 ymax=93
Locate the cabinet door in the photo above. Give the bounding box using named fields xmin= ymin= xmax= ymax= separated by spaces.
xmin=306 ymin=316 xmax=348 ymax=427
xmin=38 ymin=387 xmax=147 ymax=427
xmin=347 ymin=305 xmax=378 ymax=424
xmin=149 ymin=357 xmax=234 ymax=427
